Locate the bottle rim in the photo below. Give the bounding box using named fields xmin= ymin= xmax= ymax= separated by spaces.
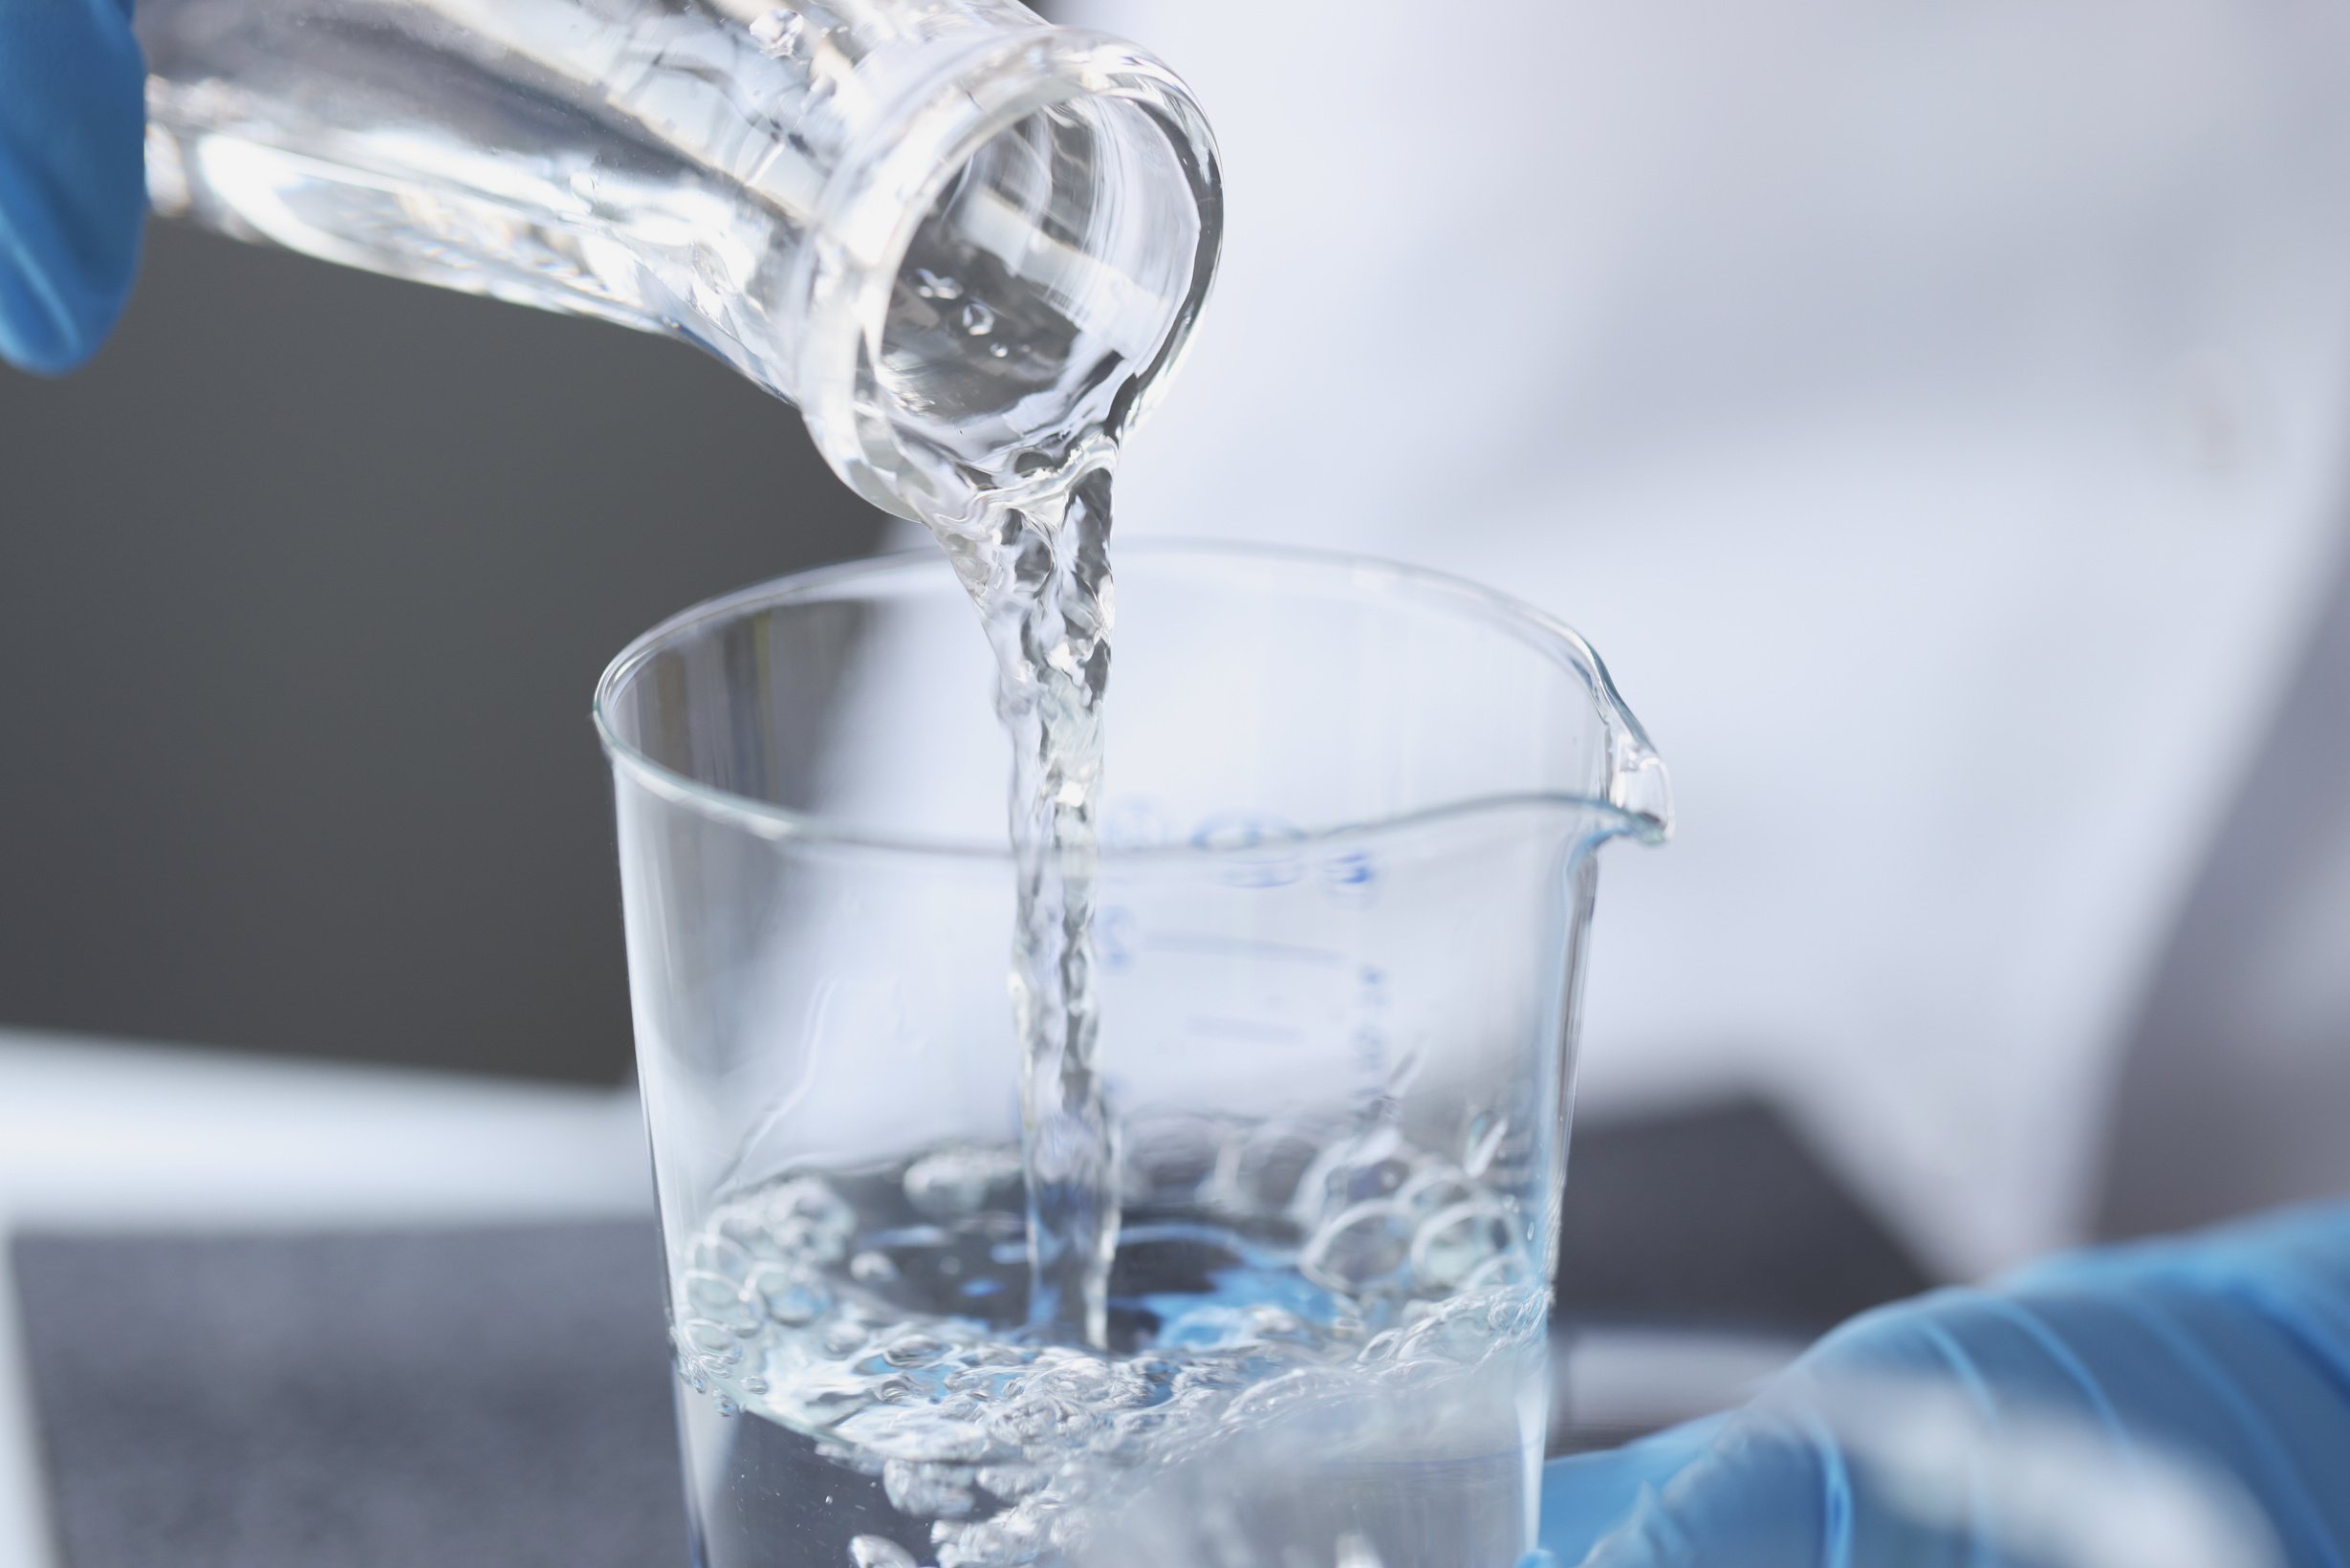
xmin=786 ymin=28 xmax=1225 ymax=525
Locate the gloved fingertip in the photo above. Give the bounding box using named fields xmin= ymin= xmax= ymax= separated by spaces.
xmin=1579 ymin=1417 xmax=1838 ymax=1568
xmin=1540 ymin=1418 xmax=1726 ymax=1566
xmin=1579 ymin=1481 xmax=1700 ymax=1568
xmin=0 ymin=0 xmax=149 ymax=373
xmin=0 ymin=258 xmax=94 ymax=376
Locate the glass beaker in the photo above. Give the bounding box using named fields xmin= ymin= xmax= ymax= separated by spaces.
xmin=136 ymin=0 xmax=1220 ymax=523
xmin=594 ymin=541 xmax=1670 ymax=1568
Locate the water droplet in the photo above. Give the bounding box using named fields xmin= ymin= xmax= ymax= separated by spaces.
xmin=961 ymin=300 xmax=996 ymax=336
xmin=748 ymin=8 xmax=805 ymax=57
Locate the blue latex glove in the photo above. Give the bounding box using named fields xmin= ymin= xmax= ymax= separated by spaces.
xmin=0 ymin=0 xmax=146 ymax=373
xmin=1542 ymin=1201 xmax=2350 ymax=1566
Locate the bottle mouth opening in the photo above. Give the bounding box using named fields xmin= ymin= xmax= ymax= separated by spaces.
xmin=793 ymin=32 xmax=1223 ymax=526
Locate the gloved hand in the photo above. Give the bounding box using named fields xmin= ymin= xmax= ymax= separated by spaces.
xmin=1541 ymin=1201 xmax=2350 ymax=1567
xmin=0 ymin=0 xmax=146 ymax=373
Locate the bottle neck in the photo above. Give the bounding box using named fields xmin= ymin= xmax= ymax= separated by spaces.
xmin=786 ymin=30 xmax=1224 ymax=528
xmin=136 ymin=0 xmax=1219 ymax=528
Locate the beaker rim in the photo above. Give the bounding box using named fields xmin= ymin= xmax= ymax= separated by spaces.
xmin=592 ymin=538 xmax=1670 ymax=861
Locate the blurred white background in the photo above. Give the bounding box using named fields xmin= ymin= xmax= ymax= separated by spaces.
xmin=1077 ymin=0 xmax=2350 ymax=1276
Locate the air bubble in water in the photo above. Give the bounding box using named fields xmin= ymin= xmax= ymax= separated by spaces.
xmin=850 ymin=1535 xmax=918 ymax=1568
xmin=977 ymin=1463 xmax=1047 ymax=1500
xmin=905 ymin=1145 xmax=1021 ymax=1220
xmin=1410 ymin=1201 xmax=1514 ymax=1294
xmin=1294 ymin=1130 xmax=1417 ymax=1226
xmin=885 ymin=1459 xmax=980 ymax=1517
xmin=1465 ymin=1251 xmax=1536 ymax=1292
xmin=680 ymin=1147 xmax=1543 ymax=1568
xmin=1228 ymin=1121 xmax=1327 ymax=1211
xmin=748 ymin=8 xmax=804 ymax=57
xmin=1464 ymin=1112 xmax=1508 ymax=1178
xmin=936 ymin=1505 xmax=1046 ymax=1568
xmin=1121 ymin=1113 xmax=1225 ymax=1206
xmin=750 ymin=1262 xmax=830 ymax=1325
xmin=1033 ymin=1355 xmax=1149 ymax=1410
xmin=684 ymin=1318 xmax=740 ymax=1358
xmin=1401 ymin=1297 xmax=1498 ymax=1364
xmin=961 ymin=300 xmax=996 ymax=336
xmin=1397 ymin=1167 xmax=1476 ymax=1217
xmin=988 ymin=1393 xmax=1097 ymax=1449
xmin=880 ymin=1332 xmax=952 ymax=1369
xmin=1300 ymin=1201 xmax=1414 ymax=1293
xmin=684 ymin=1269 xmax=760 ymax=1330
xmin=763 ymin=1177 xmax=858 ymax=1264
xmin=691 ymin=1232 xmax=758 ymax=1277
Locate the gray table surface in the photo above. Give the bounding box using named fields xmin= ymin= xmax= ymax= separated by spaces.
xmin=15 ymin=1224 xmax=686 ymax=1568
xmin=11 ymin=1099 xmax=1921 ymax=1568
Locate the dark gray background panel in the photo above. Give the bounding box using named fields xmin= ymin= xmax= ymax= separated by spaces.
xmin=0 ymin=222 xmax=888 ymax=1082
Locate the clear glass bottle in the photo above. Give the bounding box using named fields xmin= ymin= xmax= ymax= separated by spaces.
xmin=136 ymin=0 xmax=1222 ymax=524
